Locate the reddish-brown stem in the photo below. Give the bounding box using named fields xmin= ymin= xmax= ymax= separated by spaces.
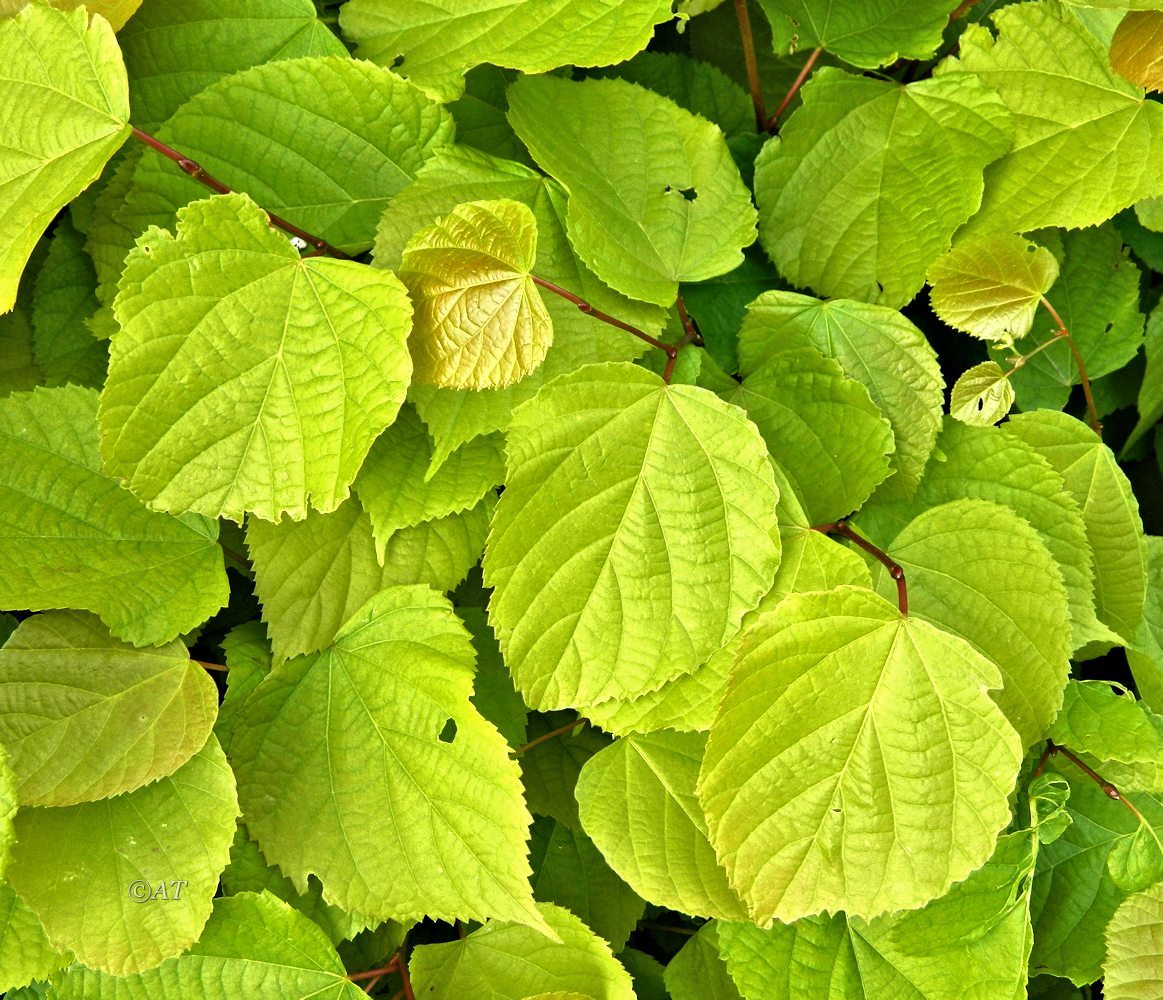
xmin=640 ymin=921 xmax=698 ymax=937
xmin=812 ymin=520 xmax=908 ymax=616
xmin=361 ymin=975 xmax=384 ymax=994
xmin=348 ymin=957 xmax=400 ymax=983
xmin=767 ymin=47 xmax=822 ymax=130
xmin=674 ymin=293 xmax=704 ymax=348
xmin=129 ymin=127 xmax=351 ymax=260
xmin=531 ymin=275 xmax=671 ymax=355
xmin=193 ymin=659 xmax=228 ymax=673
xmin=949 ymin=0 xmax=979 ymax=19
xmin=1037 ymin=741 xmax=1157 ymax=832
xmin=510 ymin=717 xmax=586 ymax=757
xmin=398 ymin=948 xmax=415 ymax=1000
xmin=733 ymin=0 xmax=768 ymax=130
xmin=1039 ymin=296 xmax=1102 ymax=437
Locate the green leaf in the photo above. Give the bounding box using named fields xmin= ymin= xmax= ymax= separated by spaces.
xmin=928 ymin=233 xmax=1060 ymax=349
xmin=100 ymin=192 xmax=413 ymax=523
xmin=485 ymin=363 xmax=780 ymax=711
xmin=341 ymin=0 xmax=675 ymax=100
xmin=1031 ymin=763 xmax=1163 ymax=984
xmin=1104 ymin=881 xmax=1163 ymax=1000
xmin=871 ymin=499 xmax=1071 ymax=749
xmin=231 ymin=585 xmax=543 ymax=928
xmin=462 ymin=606 xmax=528 ymax=749
xmin=1029 ymin=773 xmax=1074 ymax=845
xmin=0 ymin=610 xmax=218 ymax=805
xmin=115 ymin=55 xmax=455 ymax=262
xmin=52 ymin=891 xmax=366 ymax=999
xmin=700 ymin=586 xmax=1023 ymax=923
xmin=1126 ymin=300 xmax=1163 ymax=450
xmin=758 ymin=0 xmax=958 ymax=67
xmin=585 ymin=469 xmax=869 ymax=736
xmin=0 ymin=881 xmax=70 ymax=993
xmin=664 ymin=922 xmax=742 ymax=1000
xmin=989 ymin=225 xmax=1145 ymax=411
xmin=354 ymin=407 xmax=502 ymax=557
xmin=213 ymin=622 xmax=271 ymax=755
xmin=30 ymin=216 xmax=106 ymax=388
xmin=118 ymin=0 xmax=346 ymax=130
xmin=248 ymin=494 xmax=492 ymax=663
xmin=399 ymin=199 xmax=553 ymax=389
xmin=596 ymin=50 xmax=754 ymax=138
xmin=1004 ymin=410 xmax=1147 ymax=645
xmin=576 ymin=731 xmax=746 ymax=920
xmin=0 ymin=302 xmax=41 ymax=396
xmin=737 ymin=291 xmax=943 ymax=497
xmin=507 ymin=75 xmax=758 ymax=306
xmin=8 ymin=736 xmax=238 ymax=975
xmin=951 ymin=0 xmax=1163 ymax=233
xmin=0 ymin=386 xmax=228 ymax=645
xmin=863 ymin=417 xmax=1117 ymax=653
xmin=1128 ymin=536 xmax=1163 ymax=711
xmin=951 ymin=361 xmax=1016 ymax=426
xmin=727 ymin=346 xmax=894 ymax=523
xmin=448 ymin=65 xmax=533 ymax=165
xmin=520 ymin=715 xmax=611 ymax=830
xmin=0 ymin=747 xmax=13 ymax=878
xmin=1049 ymin=680 xmax=1163 ymax=777
xmin=408 ymin=902 xmax=636 ymax=1000
xmin=221 ymin=826 xmax=368 ymax=945
xmin=753 ymin=68 xmax=1011 ymax=306
xmin=717 ymin=831 xmax=1037 ymax=999
xmin=0 ymin=3 xmax=130 ymax=314
xmin=1106 ymin=819 xmax=1163 ymax=891
xmin=529 ymin=816 xmax=646 ymax=954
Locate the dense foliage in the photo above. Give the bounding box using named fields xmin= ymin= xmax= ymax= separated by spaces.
xmin=1 ymin=0 xmax=1162 ymax=997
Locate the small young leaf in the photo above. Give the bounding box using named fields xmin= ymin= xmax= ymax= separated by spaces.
xmin=7 ymin=737 xmax=238 ymax=975
xmin=576 ymin=731 xmax=746 ymax=920
xmin=485 ymin=363 xmax=779 ymax=711
xmin=950 ymin=361 xmax=1016 ymax=426
xmin=507 ymin=75 xmax=757 ymax=306
xmin=0 ymin=611 xmax=217 ymax=805
xmin=52 ymin=891 xmax=366 ymax=999
xmin=408 ymin=902 xmax=635 ymax=1000
xmin=400 ymin=200 xmax=552 ymax=389
xmin=928 ymin=234 xmax=1059 ymax=348
xmin=700 ymin=586 xmax=1022 ymax=923
xmin=101 ymin=192 xmax=413 ymax=523
xmin=1029 ymin=773 xmax=1074 ymax=845
xmin=1103 ymin=881 xmax=1163 ymax=1000
xmin=1049 ymin=680 xmax=1163 ymax=774
xmin=1106 ymin=820 xmax=1163 ymax=892
xmin=0 ymin=3 xmax=130 ymax=313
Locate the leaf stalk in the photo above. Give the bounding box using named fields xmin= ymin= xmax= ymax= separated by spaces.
xmin=812 ymin=520 xmax=908 ymax=616
xmin=129 ymin=127 xmax=351 ymax=260
xmin=510 ymin=717 xmax=586 ymax=757
xmin=733 ymin=0 xmax=768 ymax=130
xmin=1038 ymin=295 xmax=1101 ymax=437
xmin=768 ymin=48 xmax=822 ymax=130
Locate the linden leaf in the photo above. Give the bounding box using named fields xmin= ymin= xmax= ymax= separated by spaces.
xmin=231 ymin=585 xmax=544 ymax=929
xmin=950 ymin=361 xmax=1016 ymax=427
xmin=753 ymin=68 xmax=1011 ymax=306
xmin=399 ymin=199 xmax=553 ymax=389
xmin=700 ymin=586 xmax=1022 ymax=923
xmin=1111 ymin=11 xmax=1163 ymax=92
xmin=928 ymin=234 xmax=1060 ymax=349
xmin=100 ymin=192 xmax=413 ymax=523
xmin=508 ymin=75 xmax=758 ymax=306
xmin=951 ymin=0 xmax=1163 ymax=233
xmin=484 ymin=363 xmax=780 ymax=711
xmin=0 ymin=386 xmax=228 ymax=646
xmin=341 ymin=0 xmax=674 ymax=100
xmin=1104 ymin=882 xmax=1163 ymax=1000
xmin=0 ymin=3 xmax=130 ymax=313
xmin=0 ymin=611 xmax=218 ymax=805
xmin=7 ymin=737 xmax=238 ymax=975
